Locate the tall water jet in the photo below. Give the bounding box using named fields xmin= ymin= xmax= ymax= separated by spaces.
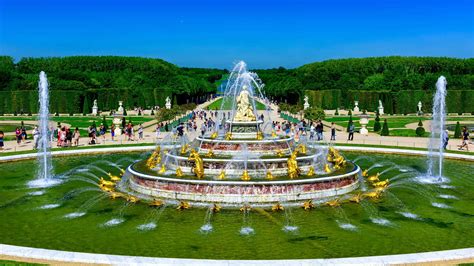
xmin=426 ymin=76 xmax=447 ymax=182
xmin=28 ymin=71 xmax=61 ymax=188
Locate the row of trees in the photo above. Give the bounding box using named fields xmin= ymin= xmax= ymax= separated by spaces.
xmin=0 ymin=56 xmax=226 ymax=114
xmin=257 ymin=57 xmax=474 ymax=113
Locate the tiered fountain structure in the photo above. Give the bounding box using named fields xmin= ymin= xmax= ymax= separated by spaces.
xmin=119 ymin=62 xmax=361 ymax=207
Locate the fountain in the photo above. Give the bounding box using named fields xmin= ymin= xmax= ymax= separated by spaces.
xmin=119 ymin=62 xmax=361 ymax=207
xmin=426 ymin=76 xmax=447 ymax=182
xmin=28 ymin=71 xmax=61 ymax=188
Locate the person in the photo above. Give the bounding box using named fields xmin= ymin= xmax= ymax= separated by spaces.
xmin=99 ymin=124 xmax=106 ymax=143
xmin=177 ymin=123 xmax=184 ymax=137
xmin=348 ymin=123 xmax=355 ymax=141
xmin=73 ymin=127 xmax=80 ymax=146
xmin=309 ymin=123 xmax=315 ymax=140
xmin=21 ymin=126 xmax=27 ymax=143
xmin=155 ymin=124 xmax=161 ymax=140
xmin=15 ymin=127 xmax=21 ymax=145
xmin=200 ymin=123 xmax=206 ymax=136
xmin=331 ymin=122 xmax=336 ymax=141
xmin=59 ymin=127 xmax=67 ymax=147
xmin=0 ymin=131 xmax=4 ymax=150
xmin=111 ymin=124 xmax=116 ymax=141
xmin=32 ymin=126 xmax=40 ymax=149
xmin=458 ymin=126 xmax=470 ymax=151
xmin=138 ymin=124 xmax=144 ymax=140
xmin=66 ymin=127 xmax=72 ymax=147
xmin=442 ymin=129 xmax=449 ymax=150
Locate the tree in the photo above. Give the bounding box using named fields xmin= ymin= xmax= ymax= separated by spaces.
xmin=380 ymin=119 xmax=390 ymax=136
xmin=102 ymin=116 xmax=108 ymax=131
xmin=304 ymin=106 xmax=325 ymax=121
xmin=373 ymin=111 xmax=381 ymax=132
xmin=415 ymin=120 xmax=425 ymax=137
xmin=454 ymin=121 xmax=461 ymax=138
xmin=82 ymin=98 xmax=90 ymax=116
xmin=123 ymin=108 xmax=127 ymax=116
xmin=346 ymin=115 xmax=353 ymax=132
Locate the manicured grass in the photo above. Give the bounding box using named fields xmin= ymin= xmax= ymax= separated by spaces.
xmin=326 ymin=116 xmax=428 ymax=129
xmin=206 ymin=98 xmax=266 ymax=110
xmin=0 ymin=260 xmax=44 ymax=266
xmin=0 ymin=123 xmax=34 ymax=132
xmin=387 ymin=129 xmax=429 ymax=137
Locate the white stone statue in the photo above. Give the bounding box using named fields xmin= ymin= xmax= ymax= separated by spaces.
xmin=117 ymin=101 xmax=124 ymax=115
xmin=417 ymin=101 xmax=423 ymax=114
xmin=165 ymin=97 xmax=171 ymax=109
xmin=92 ymin=99 xmax=98 ymax=116
xmin=353 ymin=101 xmax=360 ymax=114
xmin=234 ymin=85 xmax=256 ymax=121
xmin=378 ymin=100 xmax=384 ymax=115
xmin=303 ymin=95 xmax=310 ymax=110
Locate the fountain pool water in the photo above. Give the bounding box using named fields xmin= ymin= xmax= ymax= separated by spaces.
xmin=28 ymin=71 xmax=61 ymax=188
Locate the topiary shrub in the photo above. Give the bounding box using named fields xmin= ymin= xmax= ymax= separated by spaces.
xmin=151 ymin=109 xmax=155 ymax=116
xmin=373 ymin=111 xmax=381 ymax=132
xmin=347 ymin=115 xmax=353 ymax=132
xmin=335 ymin=108 xmax=339 ymax=116
xmin=304 ymin=106 xmax=325 ymax=121
xmin=454 ymin=121 xmax=461 ymax=138
xmin=380 ymin=119 xmax=389 ymax=136
xmin=416 ymin=120 xmax=425 ymax=137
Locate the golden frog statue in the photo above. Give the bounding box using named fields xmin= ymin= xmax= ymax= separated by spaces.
xmin=146 ymin=147 xmax=161 ymax=169
xmin=180 ymin=144 xmax=189 ymax=155
xmin=266 ymin=171 xmax=274 ymax=180
xmin=272 ymin=203 xmax=284 ymax=212
xmin=324 ymin=164 xmax=332 ymax=173
xmin=158 ymin=164 xmax=166 ymax=174
xmin=296 ymin=144 xmax=307 ymax=155
xmin=188 ymin=149 xmax=204 ymax=179
xmin=287 ymin=151 xmax=300 ymax=179
xmin=177 ymin=201 xmax=190 ymax=210
xmin=256 ymin=131 xmax=264 ymax=140
xmin=302 ymin=200 xmax=314 ymax=210
xmin=225 ymin=132 xmax=232 ymax=140
xmin=210 ymin=131 xmax=218 ymax=139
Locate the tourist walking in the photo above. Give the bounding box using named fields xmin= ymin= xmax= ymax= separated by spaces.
xmin=442 ymin=129 xmax=449 ymax=150
xmin=0 ymin=131 xmax=4 ymax=150
xmin=458 ymin=126 xmax=470 ymax=151
xmin=316 ymin=121 xmax=323 ymax=141
xmin=73 ymin=127 xmax=80 ymax=146
xmin=155 ymin=124 xmax=161 ymax=140
xmin=348 ymin=123 xmax=355 ymax=141
xmin=32 ymin=126 xmax=40 ymax=149
xmin=138 ymin=124 xmax=144 ymax=140
xmin=21 ymin=126 xmax=27 ymax=143
xmin=15 ymin=127 xmax=21 ymax=145
xmin=111 ymin=124 xmax=116 ymax=141
xmin=99 ymin=124 xmax=106 ymax=143
xmin=330 ymin=122 xmax=336 ymax=141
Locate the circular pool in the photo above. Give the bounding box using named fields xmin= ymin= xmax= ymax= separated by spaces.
xmin=0 ymin=149 xmax=473 ymax=260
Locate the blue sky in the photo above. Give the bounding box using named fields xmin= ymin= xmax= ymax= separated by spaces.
xmin=0 ymin=0 xmax=473 ymax=68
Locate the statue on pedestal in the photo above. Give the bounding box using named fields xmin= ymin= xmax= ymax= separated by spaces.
xmin=234 ymin=85 xmax=256 ymax=121
xmin=165 ymin=97 xmax=171 ymax=109
xmin=417 ymin=101 xmax=423 ymax=115
xmin=303 ymin=95 xmax=310 ymax=110
xmin=117 ymin=101 xmax=124 ymax=115
xmin=353 ymin=101 xmax=360 ymax=114
xmin=378 ymin=100 xmax=384 ymax=115
xmin=92 ymin=99 xmax=98 ymax=116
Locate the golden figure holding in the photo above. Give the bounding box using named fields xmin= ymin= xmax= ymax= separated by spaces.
xmin=266 ymin=171 xmax=274 ymax=180
xmin=158 ymin=164 xmax=166 ymax=174
xmin=218 ymin=170 xmax=226 ymax=180
xmin=146 ymin=147 xmax=161 ymax=169
xmin=188 ymin=149 xmax=204 ymax=179
xmin=180 ymin=144 xmax=189 ymax=155
xmin=272 ymin=203 xmax=284 ymax=212
xmin=210 ymin=131 xmax=218 ymax=139
xmin=241 ymin=170 xmax=251 ymax=181
xmin=175 ymin=167 xmax=183 ymax=177
xmin=225 ymin=132 xmax=232 ymax=140
xmin=302 ymin=200 xmax=314 ymax=210
xmin=296 ymin=143 xmax=307 ymax=155
xmin=287 ymin=151 xmax=300 ymax=179
xmin=234 ymin=85 xmax=256 ymax=121
xmin=307 ymin=166 xmax=315 ymax=176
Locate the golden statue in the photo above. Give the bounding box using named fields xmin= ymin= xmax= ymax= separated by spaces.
xmin=188 ymin=149 xmax=204 ymax=179
xmin=180 ymin=144 xmax=189 ymax=155
xmin=276 ymin=149 xmax=284 ymax=157
xmin=176 ymin=167 xmax=183 ymax=177
xmin=211 ymin=204 xmax=221 ymax=213
xmin=205 ymin=149 xmax=215 ymax=158
xmin=218 ymin=170 xmax=226 ymax=180
xmin=325 ymin=198 xmax=341 ymax=207
xmin=272 ymin=203 xmax=284 ymax=212
xmin=149 ymin=199 xmax=164 ymax=207
xmin=234 ymin=85 xmax=256 ymax=121
xmin=367 ymin=173 xmax=380 ymax=183
xmin=363 ymin=190 xmax=382 ymax=199
xmin=241 ymin=170 xmax=251 ymax=181
xmin=362 ymin=169 xmax=369 ymax=177
xmin=225 ymin=132 xmax=232 ymax=140
xmin=307 ymin=166 xmax=315 ymax=176
xmin=99 ymin=177 xmax=115 ymax=187
xmin=271 ymin=130 xmax=277 ymax=138
xmin=146 ymin=147 xmax=161 ymax=169
xmin=177 ymin=201 xmax=190 ymax=210
xmin=302 ymin=200 xmax=314 ymax=210
xmin=324 ymin=164 xmax=332 ymax=173
xmin=158 ymin=164 xmax=166 ymax=174
xmin=126 ymin=195 xmax=139 ymax=203
xmin=372 ymin=179 xmax=389 ymax=188
xmin=240 ymin=204 xmax=251 ymax=212
xmin=256 ymin=131 xmax=264 ymax=140
xmin=349 ymin=193 xmax=363 ymax=203
xmin=107 ymin=172 xmax=121 ymax=182
xmin=287 ymin=151 xmax=300 ymax=179
xmin=296 ymin=144 xmax=307 ymax=155
xmin=210 ymin=131 xmax=218 ymax=139
xmin=266 ymin=171 xmax=274 ymax=180
xmin=109 ymin=192 xmax=124 ymax=199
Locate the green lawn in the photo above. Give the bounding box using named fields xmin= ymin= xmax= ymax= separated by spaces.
xmin=387 ymin=129 xmax=429 ymax=137
xmin=326 ymin=116 xmax=428 ymax=129
xmin=0 ymin=260 xmax=44 ymax=265
xmin=206 ymin=98 xmax=266 ymax=110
